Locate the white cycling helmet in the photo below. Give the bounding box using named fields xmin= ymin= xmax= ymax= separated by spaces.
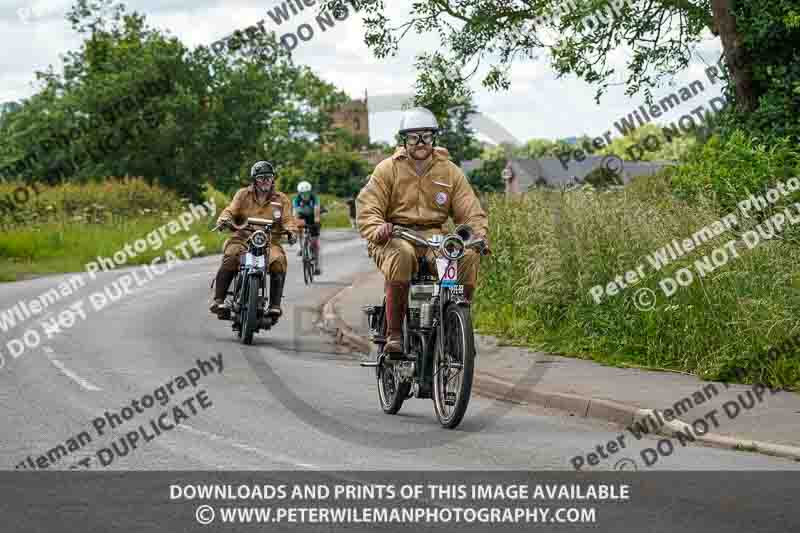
xmin=398 ymin=107 xmax=439 ymax=135
xmin=297 ymin=181 xmax=312 ymax=193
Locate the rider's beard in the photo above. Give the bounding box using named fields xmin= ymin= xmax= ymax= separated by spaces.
xmin=256 ymin=181 xmax=273 ymax=196
xmin=410 ymin=143 xmax=433 ymax=161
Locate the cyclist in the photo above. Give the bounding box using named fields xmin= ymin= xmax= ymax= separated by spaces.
xmin=293 ymin=181 xmax=322 ymax=275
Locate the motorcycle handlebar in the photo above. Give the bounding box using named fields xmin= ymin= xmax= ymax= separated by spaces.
xmin=214 ymin=220 xmax=294 ymax=240
xmin=393 ymin=226 xmax=489 ymax=255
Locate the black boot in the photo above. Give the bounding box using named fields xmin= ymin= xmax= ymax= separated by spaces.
xmin=210 ymin=269 xmax=235 ymax=314
xmin=268 ymin=272 xmax=286 ymax=316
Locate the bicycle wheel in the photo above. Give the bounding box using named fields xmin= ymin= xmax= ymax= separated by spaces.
xmin=432 ymin=304 xmax=476 ymax=429
xmin=302 ymin=241 xmax=314 ymax=285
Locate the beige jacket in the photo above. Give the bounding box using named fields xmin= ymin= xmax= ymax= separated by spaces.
xmin=218 ymin=186 xmax=298 ymax=239
xmin=356 ymin=146 xmax=488 ymax=243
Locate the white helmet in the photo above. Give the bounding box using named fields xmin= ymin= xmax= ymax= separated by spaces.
xmin=297 ymin=181 xmax=312 ymax=193
xmin=398 ymin=107 xmax=439 ymax=135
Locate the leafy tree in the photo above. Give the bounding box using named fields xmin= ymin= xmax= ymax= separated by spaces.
xmin=324 ymin=127 xmax=370 ymax=152
xmin=299 ymin=150 xmax=370 ymax=197
xmin=467 ymin=154 xmax=506 ymax=193
xmin=0 ymin=0 xmax=345 ymax=200
xmin=322 ymin=0 xmax=800 ymax=141
xmin=412 ymin=55 xmax=481 ymax=165
xmin=598 ymin=123 xmax=698 ymax=162
xmin=513 ymin=138 xmax=556 ymax=158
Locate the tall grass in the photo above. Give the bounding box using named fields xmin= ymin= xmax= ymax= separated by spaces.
xmin=475 ymin=177 xmax=800 ymax=389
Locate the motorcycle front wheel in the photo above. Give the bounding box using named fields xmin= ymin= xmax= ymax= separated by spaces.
xmin=241 ymin=276 xmax=259 ymax=345
xmin=432 ymin=304 xmax=476 ymax=429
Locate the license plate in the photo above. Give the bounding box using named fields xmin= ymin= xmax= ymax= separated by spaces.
xmin=436 ymin=258 xmax=457 ymax=287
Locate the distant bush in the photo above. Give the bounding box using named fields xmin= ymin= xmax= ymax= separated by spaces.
xmin=668 ymin=130 xmax=800 ymax=212
xmin=0 ymin=177 xmax=185 ymax=229
xmin=467 ymin=156 xmax=505 ymax=193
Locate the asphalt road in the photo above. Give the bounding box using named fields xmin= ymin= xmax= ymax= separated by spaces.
xmin=1 ymin=230 xmax=798 ymax=473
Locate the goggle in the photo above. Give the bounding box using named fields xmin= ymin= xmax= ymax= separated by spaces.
xmin=254 ymin=173 xmax=275 ymax=182
xmin=405 ymin=132 xmax=436 ymax=146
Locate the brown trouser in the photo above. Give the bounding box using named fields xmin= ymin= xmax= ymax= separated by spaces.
xmin=220 ymin=233 xmax=287 ymax=274
xmin=367 ymin=229 xmax=480 ymax=284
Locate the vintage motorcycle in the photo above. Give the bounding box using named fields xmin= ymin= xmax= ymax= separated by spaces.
xmin=212 ymin=217 xmax=295 ymax=345
xmin=361 ymin=225 xmax=488 ymax=429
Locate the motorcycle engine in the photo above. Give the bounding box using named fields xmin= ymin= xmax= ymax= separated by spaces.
xmin=408 ymin=284 xmax=436 ymax=328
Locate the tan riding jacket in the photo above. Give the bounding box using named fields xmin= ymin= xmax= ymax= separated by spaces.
xmin=356 ymin=146 xmax=488 ymax=243
xmin=218 ymin=185 xmax=298 ymax=240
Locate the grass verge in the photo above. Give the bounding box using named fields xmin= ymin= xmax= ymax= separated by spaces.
xmin=474 ymin=180 xmax=800 ymax=390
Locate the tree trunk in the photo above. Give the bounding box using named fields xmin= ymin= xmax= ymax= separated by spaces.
xmin=710 ymin=0 xmax=759 ymax=113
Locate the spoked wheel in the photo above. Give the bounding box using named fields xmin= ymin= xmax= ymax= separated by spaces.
xmin=375 ymin=304 xmax=410 ymax=414
xmin=241 ymin=276 xmax=259 ymax=345
xmin=302 ymin=244 xmax=314 ymax=285
xmin=305 ymin=260 xmax=314 ymax=285
xmin=377 ymin=364 xmax=411 ymax=414
xmin=432 ymin=304 xmax=476 ymax=429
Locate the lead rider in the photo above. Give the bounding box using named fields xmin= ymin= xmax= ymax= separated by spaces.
xmin=356 ymin=107 xmax=490 ymax=358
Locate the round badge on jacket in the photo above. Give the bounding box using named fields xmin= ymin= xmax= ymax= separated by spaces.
xmin=435 ymin=192 xmax=448 ymax=205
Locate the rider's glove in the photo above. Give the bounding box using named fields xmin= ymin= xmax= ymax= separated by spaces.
xmin=477 ymin=234 xmax=491 ymax=256
xmin=376 ymin=222 xmax=394 ymax=243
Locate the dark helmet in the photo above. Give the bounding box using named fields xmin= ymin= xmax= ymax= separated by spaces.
xmin=250 ymin=160 xmax=276 ymax=180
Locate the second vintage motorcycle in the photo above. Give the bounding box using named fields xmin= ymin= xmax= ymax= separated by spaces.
xmin=212 ymin=217 xmax=294 ymax=345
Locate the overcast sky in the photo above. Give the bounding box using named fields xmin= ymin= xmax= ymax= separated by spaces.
xmin=1 ymin=0 xmax=726 ymax=145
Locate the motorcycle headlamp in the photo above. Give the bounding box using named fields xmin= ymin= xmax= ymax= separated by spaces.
xmin=440 ymin=235 xmax=466 ymax=261
xmin=251 ymin=230 xmax=268 ymax=248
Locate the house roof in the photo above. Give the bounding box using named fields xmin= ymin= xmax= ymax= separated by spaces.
xmin=510 ymin=156 xmax=675 ymax=190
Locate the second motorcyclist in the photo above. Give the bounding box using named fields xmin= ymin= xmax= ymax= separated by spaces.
xmin=210 ymin=161 xmax=298 ymax=318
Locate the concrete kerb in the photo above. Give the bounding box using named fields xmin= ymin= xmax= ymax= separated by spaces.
xmin=320 ymin=277 xmax=800 ymax=463
xmin=318 ymin=273 xmax=373 ymax=355
xmin=633 ymin=409 xmax=800 ymax=462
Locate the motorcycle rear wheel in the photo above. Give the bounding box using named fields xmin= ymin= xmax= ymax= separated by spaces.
xmin=432 ymin=304 xmax=475 ymax=429
xmin=377 ymin=364 xmax=411 ymax=414
xmin=375 ymin=306 xmax=410 ymax=413
xmin=242 ymin=276 xmax=259 ymax=345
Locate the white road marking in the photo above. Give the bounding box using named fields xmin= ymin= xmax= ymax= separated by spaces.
xmin=42 ymin=346 xmax=102 ymax=391
xmin=178 ymin=424 xmax=320 ymax=469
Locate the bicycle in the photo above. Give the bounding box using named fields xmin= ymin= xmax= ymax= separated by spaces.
xmin=298 ymin=225 xmax=315 ymax=285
